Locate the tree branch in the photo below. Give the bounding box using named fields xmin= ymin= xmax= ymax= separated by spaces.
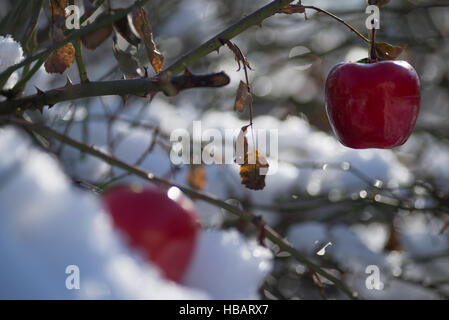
xmin=0 ymin=116 xmax=358 ymax=300
xmin=0 ymin=71 xmax=230 ymax=114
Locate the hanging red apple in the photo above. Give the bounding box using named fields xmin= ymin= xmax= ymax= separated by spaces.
xmin=325 ymin=60 xmax=420 ymax=149
xmin=102 ymin=184 xmax=199 ymax=283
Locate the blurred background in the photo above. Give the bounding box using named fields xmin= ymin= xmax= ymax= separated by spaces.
xmin=1 ymin=0 xmax=449 ymax=300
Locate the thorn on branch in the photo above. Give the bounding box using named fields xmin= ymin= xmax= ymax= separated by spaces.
xmin=65 ymin=76 xmax=73 ymax=88
xmin=35 ymin=86 xmax=45 ymax=95
xmin=183 ymin=67 xmax=193 ymax=77
xmin=120 ymin=94 xmax=129 ymax=105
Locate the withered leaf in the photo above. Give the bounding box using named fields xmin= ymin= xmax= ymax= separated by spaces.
xmin=46 ymin=0 xmax=76 ymax=74
xmin=81 ymin=13 xmax=113 ymax=50
xmin=50 ymin=0 xmax=69 ymax=28
xmin=375 ymin=42 xmax=403 ymax=60
xmin=236 ymin=126 xmax=269 ymax=190
xmin=234 ymin=80 xmax=253 ymax=112
xmin=112 ymin=37 xmax=144 ymax=79
xmin=133 ymin=8 xmax=164 ymax=73
xmin=44 ymin=43 xmax=75 ymax=74
xmin=187 ymin=165 xmax=207 ymax=191
xmin=50 ymin=26 xmax=66 ymax=43
xmin=278 ymin=4 xmax=305 ymax=14
xmin=220 ymin=38 xmax=253 ymax=72
xmin=112 ymin=11 xmax=141 ymax=47
xmin=240 ymin=149 xmax=269 ymax=190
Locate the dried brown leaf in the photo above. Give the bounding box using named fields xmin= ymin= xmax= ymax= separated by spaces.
xmin=133 ymin=8 xmax=164 ymax=73
xmin=45 ymin=0 xmax=77 ymax=74
xmin=112 ymin=11 xmax=141 ymax=47
xmin=112 ymin=37 xmax=144 ymax=78
xmin=375 ymin=42 xmax=403 ymax=60
xmin=187 ymin=165 xmax=207 ymax=191
xmin=44 ymin=43 xmax=75 ymax=74
xmin=224 ymin=39 xmax=253 ymax=71
xmin=50 ymin=0 xmax=69 ymax=28
xmin=279 ymin=4 xmax=305 ymax=14
xmin=220 ymin=39 xmax=253 ymax=72
xmin=236 ymin=126 xmax=269 ymax=190
xmin=234 ymin=80 xmax=253 ymax=112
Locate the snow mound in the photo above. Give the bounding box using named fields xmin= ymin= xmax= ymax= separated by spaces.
xmin=183 ymin=229 xmax=273 ymax=299
xmin=0 ymin=35 xmax=24 ymax=90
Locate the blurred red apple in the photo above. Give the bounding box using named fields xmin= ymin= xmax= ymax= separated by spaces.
xmin=325 ymin=60 xmax=420 ymax=149
xmin=102 ymin=184 xmax=199 ymax=282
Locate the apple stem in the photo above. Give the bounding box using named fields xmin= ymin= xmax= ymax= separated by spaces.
xmin=370 ymin=21 xmax=378 ymax=63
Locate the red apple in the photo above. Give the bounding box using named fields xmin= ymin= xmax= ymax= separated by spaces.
xmin=102 ymin=184 xmax=199 ymax=282
xmin=325 ymin=60 xmax=420 ymax=149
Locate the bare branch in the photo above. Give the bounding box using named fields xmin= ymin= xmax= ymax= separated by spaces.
xmin=0 ymin=71 xmax=230 ymax=114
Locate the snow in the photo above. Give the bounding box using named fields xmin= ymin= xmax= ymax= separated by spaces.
xmin=0 ymin=35 xmax=24 ymax=90
xmin=399 ymin=214 xmax=449 ymax=259
xmin=183 ymin=229 xmax=273 ymax=299
xmin=419 ymin=141 xmax=449 ymax=192
xmin=287 ymin=222 xmax=386 ymax=272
